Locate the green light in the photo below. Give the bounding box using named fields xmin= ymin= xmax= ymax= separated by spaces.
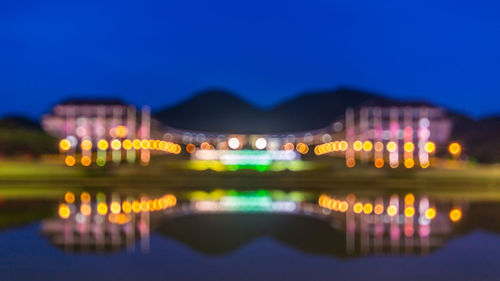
xmin=96 ymin=192 xmax=106 ymax=203
xmin=220 ymin=195 xmax=273 ymax=211
xmin=96 ymin=157 xmax=106 ymax=166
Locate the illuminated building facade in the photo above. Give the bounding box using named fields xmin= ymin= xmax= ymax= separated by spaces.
xmin=342 ymin=105 xmax=452 ymax=168
xmin=42 ymin=99 xmax=152 ymax=140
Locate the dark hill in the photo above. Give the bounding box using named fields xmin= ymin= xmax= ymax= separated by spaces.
xmin=155 ymin=89 xmax=266 ymax=133
xmin=0 ymin=116 xmax=42 ymax=130
xmin=266 ymin=88 xmax=390 ymax=131
xmin=0 ymin=116 xmax=57 ymax=157
xmin=154 ymin=87 xmax=445 ymax=133
xmin=154 ymin=88 xmax=396 ymax=133
xmin=452 ymin=115 xmax=500 ymax=162
xmin=157 ymin=213 xmax=350 ymax=258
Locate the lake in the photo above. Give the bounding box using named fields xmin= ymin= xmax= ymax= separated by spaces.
xmin=1 ymin=187 xmax=500 ymax=280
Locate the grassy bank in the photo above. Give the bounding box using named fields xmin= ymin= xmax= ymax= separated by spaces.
xmin=0 ymin=158 xmax=500 ymax=201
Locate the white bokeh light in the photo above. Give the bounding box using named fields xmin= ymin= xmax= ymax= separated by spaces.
xmin=255 ymin=137 xmax=267 ymax=150
xmin=228 ymin=137 xmax=240 ymax=150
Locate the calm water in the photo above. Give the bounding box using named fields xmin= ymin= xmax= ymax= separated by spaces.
xmin=1 ymin=188 xmax=500 ymax=281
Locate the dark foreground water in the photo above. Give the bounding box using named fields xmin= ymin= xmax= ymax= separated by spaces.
xmin=1 ymin=188 xmax=500 ymax=281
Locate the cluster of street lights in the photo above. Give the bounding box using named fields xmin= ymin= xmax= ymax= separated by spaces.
xmin=59 ymin=138 xmax=182 ymax=167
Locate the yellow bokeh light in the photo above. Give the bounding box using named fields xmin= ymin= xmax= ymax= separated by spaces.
xmin=353 ymin=202 xmax=363 ymax=214
xmin=386 ymin=141 xmax=397 ymax=152
xmin=327 ymin=142 xmax=334 ymax=152
xmin=132 ymin=200 xmax=141 ymax=213
xmin=425 ymin=207 xmax=436 ymax=220
xmin=404 ymin=206 xmax=415 ymax=217
xmin=353 ymin=141 xmax=363 ymax=151
xmin=448 ymin=142 xmax=461 ymax=156
xmin=174 ymin=144 xmax=182 ymax=154
xmin=339 ymin=201 xmax=348 ymax=212
xmin=153 ymin=199 xmax=159 ymax=210
xmin=110 ymin=201 xmax=121 ymax=214
xmin=97 ymin=202 xmax=108 ymax=215
xmin=387 ymin=205 xmax=398 ymax=216
xmin=141 ymin=200 xmax=149 ymax=212
xmin=314 ymin=145 xmax=322 ymax=155
xmin=331 ymin=200 xmax=338 ymax=211
xmin=404 ymin=142 xmax=415 ymax=152
xmin=58 ymin=203 xmax=70 ymax=219
xmin=148 ymin=200 xmax=155 ymax=211
xmin=339 ymin=141 xmax=348 ymax=151
xmin=122 ymin=201 xmax=132 ymax=213
xmin=325 ymin=199 xmax=332 ymax=209
xmin=81 ymin=139 xmax=92 ymax=150
xmin=97 ymin=139 xmax=109 ymax=150
xmin=166 ymin=194 xmax=176 ymax=207
xmin=449 ymin=208 xmax=462 ymax=222
xmin=123 ymin=139 xmax=133 ymax=150
xmin=318 ymin=195 xmax=328 ymax=206
xmin=404 ymin=158 xmax=415 ymax=168
xmin=159 ymin=140 xmax=166 ymax=151
xmin=362 ymin=141 xmax=373 ymax=152
xmin=140 ymin=139 xmax=149 ymax=149
xmin=363 ymin=203 xmax=373 ymax=214
xmin=110 ymin=139 xmax=121 ymax=150
xmin=132 ymin=139 xmax=141 ymax=149
xmin=59 ymin=139 xmax=72 ymax=151
xmin=296 ymin=142 xmax=309 ymax=155
xmin=149 ymin=139 xmax=157 ymax=150
xmin=424 ymin=141 xmax=436 ymax=153
xmin=81 ymin=192 xmax=91 ymax=203
xmin=64 ymin=155 xmax=76 ymax=167
xmin=64 ymin=192 xmax=75 ymax=204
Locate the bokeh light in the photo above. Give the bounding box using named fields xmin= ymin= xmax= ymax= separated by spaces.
xmin=449 ymin=142 xmax=461 ymax=156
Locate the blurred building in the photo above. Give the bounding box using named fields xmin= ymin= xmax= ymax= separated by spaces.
xmin=346 ymin=106 xmax=452 ymax=145
xmin=42 ymin=98 xmax=155 ymax=141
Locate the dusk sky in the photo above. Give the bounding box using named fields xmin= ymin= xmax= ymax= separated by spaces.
xmin=1 ymin=0 xmax=499 ymax=119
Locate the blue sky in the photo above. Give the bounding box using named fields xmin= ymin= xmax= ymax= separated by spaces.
xmin=1 ymin=0 xmax=499 ymax=118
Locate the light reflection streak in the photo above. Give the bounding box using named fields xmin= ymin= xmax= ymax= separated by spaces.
xmin=44 ymin=190 xmax=466 ymax=257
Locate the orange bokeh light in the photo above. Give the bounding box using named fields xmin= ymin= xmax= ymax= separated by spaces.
xmin=64 ymin=155 xmax=76 ymax=167
xmin=449 ymin=208 xmax=462 ymax=222
xmin=59 ymin=139 xmax=71 ymax=151
xmin=449 ymin=142 xmax=461 ymax=156
xmin=186 ymin=143 xmax=196 ymax=153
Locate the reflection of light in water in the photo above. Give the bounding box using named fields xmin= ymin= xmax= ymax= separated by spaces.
xmin=47 ymin=191 xmax=176 ymax=254
xmin=317 ymin=193 xmax=465 ymax=256
xmin=47 ymin=190 xmax=467 ymax=257
xmin=193 ymin=195 xmax=297 ymax=213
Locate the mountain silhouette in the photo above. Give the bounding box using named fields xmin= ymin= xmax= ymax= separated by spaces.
xmin=154 ymin=87 xmax=400 ymax=133
xmin=451 ymin=115 xmax=500 ymax=162
xmin=155 ymin=89 xmax=265 ymax=133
